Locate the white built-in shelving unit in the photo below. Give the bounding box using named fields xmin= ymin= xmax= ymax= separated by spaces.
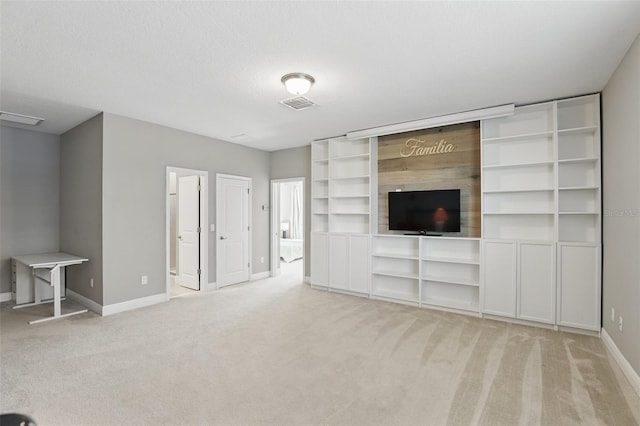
xmin=481 ymin=94 xmax=601 ymax=330
xmin=311 ymin=137 xmax=373 ymax=295
xmin=555 ymin=95 xmax=601 ymax=331
xmin=309 ymin=93 xmax=601 ymax=334
xmin=369 ymin=235 xmax=481 ymax=313
xmin=371 ymin=235 xmax=420 ymax=304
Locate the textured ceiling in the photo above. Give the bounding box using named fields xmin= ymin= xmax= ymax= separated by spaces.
xmin=1 ymin=1 xmax=639 ymax=151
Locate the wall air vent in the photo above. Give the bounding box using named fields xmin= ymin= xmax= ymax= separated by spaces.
xmin=279 ymin=96 xmax=316 ymax=111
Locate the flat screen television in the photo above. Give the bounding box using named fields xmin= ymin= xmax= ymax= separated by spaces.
xmin=388 ymin=189 xmax=461 ymax=233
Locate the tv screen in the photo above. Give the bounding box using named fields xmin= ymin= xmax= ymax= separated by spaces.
xmin=388 ymin=189 xmax=461 ymax=233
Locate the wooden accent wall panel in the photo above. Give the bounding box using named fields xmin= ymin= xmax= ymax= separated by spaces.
xmin=378 ymin=122 xmax=481 ymax=237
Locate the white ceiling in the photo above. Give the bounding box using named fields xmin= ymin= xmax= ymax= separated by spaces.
xmin=2 ymin=1 xmax=639 ymax=152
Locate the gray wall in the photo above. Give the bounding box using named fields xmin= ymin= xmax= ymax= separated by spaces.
xmin=602 ymin=34 xmax=640 ymax=376
xmin=0 ymin=126 xmax=61 ymax=294
xmin=102 ymin=113 xmax=270 ymax=305
xmin=60 ymin=114 xmax=104 ymax=304
xmin=270 ymin=146 xmax=311 ymax=277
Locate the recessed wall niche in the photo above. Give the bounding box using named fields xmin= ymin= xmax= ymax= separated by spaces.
xmin=378 ymin=122 xmax=481 ymax=237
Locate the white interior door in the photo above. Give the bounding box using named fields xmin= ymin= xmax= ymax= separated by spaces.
xmin=177 ymin=175 xmax=200 ymax=290
xmin=218 ymin=175 xmax=250 ymax=287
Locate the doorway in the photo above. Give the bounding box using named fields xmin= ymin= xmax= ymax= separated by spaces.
xmin=271 ymin=178 xmax=305 ymax=280
xmin=166 ymin=167 xmax=208 ymax=299
xmin=216 ymin=174 xmax=252 ymax=288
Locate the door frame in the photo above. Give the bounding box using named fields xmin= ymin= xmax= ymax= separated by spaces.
xmin=216 ymin=173 xmax=252 ymax=289
xmin=270 ymin=177 xmax=305 ymax=278
xmin=165 ymin=167 xmax=209 ymax=299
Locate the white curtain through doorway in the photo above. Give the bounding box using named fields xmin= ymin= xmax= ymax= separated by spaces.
xmin=290 ymin=182 xmax=302 ymax=239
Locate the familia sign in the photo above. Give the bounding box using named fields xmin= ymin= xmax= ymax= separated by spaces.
xmin=400 ymin=138 xmax=455 ymax=157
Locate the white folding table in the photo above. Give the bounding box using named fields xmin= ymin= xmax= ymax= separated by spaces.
xmin=12 ymin=253 xmax=89 ymax=324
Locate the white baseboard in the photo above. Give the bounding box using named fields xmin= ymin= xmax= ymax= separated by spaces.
xmin=601 ymin=327 xmax=640 ymax=398
xmin=251 ymin=271 xmax=270 ymax=281
xmin=102 ymin=293 xmax=167 ymax=316
xmin=203 ymin=281 xmax=217 ymax=291
xmin=66 ymin=289 xmax=103 ymax=315
xmin=0 ymin=292 xmax=13 ymax=302
xmin=304 ymin=276 xmax=311 ymax=284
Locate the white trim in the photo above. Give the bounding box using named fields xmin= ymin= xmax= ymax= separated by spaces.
xmin=0 ymin=292 xmax=13 ymax=302
xmin=102 ymin=293 xmax=167 ymax=316
xmin=251 ymin=271 xmax=270 ymax=281
xmin=66 ymin=289 xmax=103 ymax=315
xmin=601 ymin=328 xmax=640 ymax=398
xmin=203 ymin=281 xmax=217 ymax=291
xmin=270 ymin=180 xmax=281 ymax=278
xmin=346 ymin=104 xmax=514 ymax=139
xmin=216 ymin=174 xmax=252 ymax=289
xmin=304 ymin=276 xmax=311 ymax=284
xmin=165 ymin=167 xmax=209 ymax=299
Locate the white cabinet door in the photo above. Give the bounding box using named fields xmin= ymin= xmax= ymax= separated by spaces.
xmin=482 ymin=240 xmax=517 ymax=317
xmin=329 ymin=234 xmax=349 ymax=290
xmin=518 ymin=242 xmax=556 ymax=324
xmin=310 ymin=233 xmax=329 ymax=287
xmin=557 ymin=244 xmax=600 ymax=330
xmin=349 ymin=235 xmax=370 ymax=294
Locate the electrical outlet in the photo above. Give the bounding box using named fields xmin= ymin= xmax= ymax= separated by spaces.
xmin=611 ymin=307 xmax=615 ymax=322
xmin=619 ymin=316 xmax=623 ymax=332
xmin=141 ymin=275 xmax=148 ymax=285
xmin=90 ymin=278 xmax=94 ymax=288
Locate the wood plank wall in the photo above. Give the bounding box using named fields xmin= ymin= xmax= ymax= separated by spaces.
xmin=377 ymin=122 xmax=481 ymax=237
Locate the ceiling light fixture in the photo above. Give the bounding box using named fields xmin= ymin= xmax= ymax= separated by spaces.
xmin=281 ymin=73 xmax=315 ymax=96
xmin=0 ymin=111 xmax=44 ymax=126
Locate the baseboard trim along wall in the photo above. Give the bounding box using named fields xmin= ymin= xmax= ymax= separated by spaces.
xmin=0 ymin=292 xmax=12 ymax=302
xmin=601 ymin=328 xmax=640 ymax=398
xmin=66 ymin=289 xmax=102 ymax=315
xmin=304 ymin=276 xmax=311 ymax=284
xmin=67 ymin=290 xmax=168 ymax=317
xmin=102 ymin=293 xmax=167 ymax=316
xmin=251 ymin=271 xmax=270 ymax=281
xmin=203 ymin=281 xmax=217 ymax=291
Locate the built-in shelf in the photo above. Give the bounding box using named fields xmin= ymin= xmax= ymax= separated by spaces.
xmin=331 ymin=153 xmax=370 ymax=160
xmin=331 ymin=175 xmax=370 ymax=181
xmin=422 ymin=256 xmax=479 ymax=265
xmin=558 ymin=157 xmax=600 ymax=164
xmin=482 ymin=160 xmax=554 ymax=169
xmin=481 ymin=131 xmax=554 ymax=143
xmin=372 ymin=270 xmax=419 ymax=280
xmin=557 ymin=126 xmax=598 ymax=135
xmin=483 ymin=212 xmax=555 ymax=215
xmin=373 ymin=252 xmax=419 ymax=260
xmin=483 ymin=188 xmax=554 ymax=194
xmin=559 ymin=186 xmax=598 ymax=191
xmin=422 ymin=275 xmax=480 ymax=287
xmin=332 ymin=194 xmax=369 ymax=199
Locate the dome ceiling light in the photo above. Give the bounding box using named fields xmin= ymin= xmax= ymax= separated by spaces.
xmin=281 ymin=73 xmax=315 ymax=96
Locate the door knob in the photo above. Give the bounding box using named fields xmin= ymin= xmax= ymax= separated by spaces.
xmin=220 ymin=236 xmax=227 ymax=240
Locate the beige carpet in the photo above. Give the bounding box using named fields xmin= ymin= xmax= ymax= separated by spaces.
xmin=1 ymin=272 xmax=639 ymax=426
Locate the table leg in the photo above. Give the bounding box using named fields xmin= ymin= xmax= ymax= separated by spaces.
xmin=51 ymin=264 xmax=61 ymax=318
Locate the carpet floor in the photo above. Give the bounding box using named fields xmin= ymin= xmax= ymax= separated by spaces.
xmin=1 ymin=271 xmax=639 ymax=426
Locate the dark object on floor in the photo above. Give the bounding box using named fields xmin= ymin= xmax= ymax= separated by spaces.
xmin=0 ymin=413 xmax=37 ymax=426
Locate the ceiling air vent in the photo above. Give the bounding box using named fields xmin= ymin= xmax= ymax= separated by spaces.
xmin=279 ymin=96 xmax=316 ymax=111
